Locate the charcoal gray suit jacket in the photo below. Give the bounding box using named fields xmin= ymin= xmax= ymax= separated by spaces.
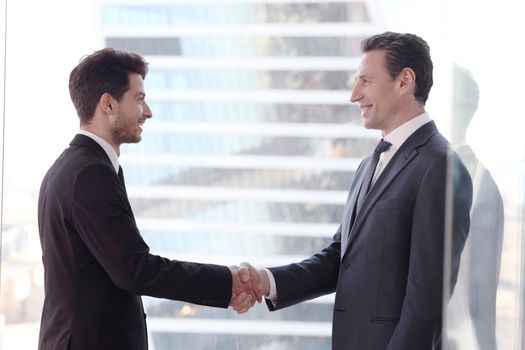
xmin=267 ymin=121 xmax=472 ymax=350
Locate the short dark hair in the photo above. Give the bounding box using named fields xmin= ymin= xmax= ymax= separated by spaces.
xmin=361 ymin=32 xmax=433 ymax=104
xmin=69 ymin=48 xmax=148 ymax=124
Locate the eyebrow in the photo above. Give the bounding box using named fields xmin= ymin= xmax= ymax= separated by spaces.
xmin=135 ymin=92 xmax=146 ymax=98
xmin=351 ymin=74 xmax=371 ymax=84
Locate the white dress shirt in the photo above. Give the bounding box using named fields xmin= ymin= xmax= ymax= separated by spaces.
xmin=265 ymin=112 xmax=433 ymax=301
xmin=372 ymin=112 xmax=432 ymax=185
xmin=78 ymin=129 xmax=120 ymax=173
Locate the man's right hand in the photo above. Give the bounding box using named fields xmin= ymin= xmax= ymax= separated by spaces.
xmin=228 ymin=262 xmax=269 ymax=314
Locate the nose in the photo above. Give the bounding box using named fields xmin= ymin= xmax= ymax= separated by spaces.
xmin=350 ymin=84 xmax=362 ymax=103
xmin=144 ymin=102 xmax=153 ymax=119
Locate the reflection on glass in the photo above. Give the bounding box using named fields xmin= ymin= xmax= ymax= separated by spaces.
xmin=447 ymin=66 xmax=505 ymax=350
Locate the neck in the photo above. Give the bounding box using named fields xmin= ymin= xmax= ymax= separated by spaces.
xmin=401 ymin=102 xmax=425 ymax=123
xmin=383 ymin=105 xmax=425 ymax=136
xmin=80 ymin=124 xmax=121 ymax=156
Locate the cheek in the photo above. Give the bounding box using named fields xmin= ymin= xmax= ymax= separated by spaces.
xmin=121 ymin=108 xmax=140 ymax=122
xmin=374 ymin=89 xmax=395 ymax=109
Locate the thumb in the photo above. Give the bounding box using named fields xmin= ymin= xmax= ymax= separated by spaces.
xmin=238 ymin=263 xmax=251 ymax=283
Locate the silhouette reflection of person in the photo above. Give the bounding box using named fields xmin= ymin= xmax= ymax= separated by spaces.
xmin=448 ymin=65 xmax=504 ymax=350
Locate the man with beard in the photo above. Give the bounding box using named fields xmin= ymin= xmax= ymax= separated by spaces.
xmin=37 ymin=48 xmax=257 ymax=350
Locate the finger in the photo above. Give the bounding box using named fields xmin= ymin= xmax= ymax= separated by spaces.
xmin=230 ymin=292 xmax=247 ymax=307
xmin=254 ymin=292 xmax=262 ymax=304
xmin=236 ymin=306 xmax=250 ymax=314
xmin=235 ymin=298 xmax=253 ymax=314
xmin=248 ymin=285 xmax=261 ymax=304
xmin=231 ymin=292 xmax=249 ymax=309
xmin=232 ymin=293 xmax=253 ymax=313
xmin=253 ymin=286 xmax=263 ymax=303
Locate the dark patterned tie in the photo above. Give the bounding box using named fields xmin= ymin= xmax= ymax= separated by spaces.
xmin=355 ymin=139 xmax=392 ymax=214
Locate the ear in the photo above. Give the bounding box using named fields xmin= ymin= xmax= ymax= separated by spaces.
xmin=397 ymin=67 xmax=416 ymax=93
xmin=99 ymin=93 xmax=116 ymax=115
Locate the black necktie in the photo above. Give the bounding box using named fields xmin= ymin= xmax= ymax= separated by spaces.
xmin=355 ymin=139 xmax=392 ymax=214
xmin=118 ymin=166 xmax=125 ymax=186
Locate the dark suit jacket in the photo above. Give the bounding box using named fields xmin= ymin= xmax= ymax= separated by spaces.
xmin=38 ymin=134 xmax=232 ymax=350
xmin=266 ymin=122 xmax=472 ymax=350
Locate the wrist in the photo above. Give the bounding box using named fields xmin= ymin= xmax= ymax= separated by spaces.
xmin=260 ymin=268 xmax=270 ymax=297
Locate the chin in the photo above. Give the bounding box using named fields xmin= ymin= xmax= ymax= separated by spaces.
xmin=363 ymin=119 xmax=374 ymax=130
xmin=124 ymin=136 xmax=141 ymax=144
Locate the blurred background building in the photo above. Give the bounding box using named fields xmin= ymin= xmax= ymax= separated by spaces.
xmin=101 ymin=1 xmax=382 ymax=349
xmin=1 ymin=0 xmax=525 ymax=349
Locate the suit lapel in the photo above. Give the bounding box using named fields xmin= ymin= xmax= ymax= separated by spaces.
xmin=340 ymin=159 xmax=367 ymax=254
xmin=342 ymin=121 xmax=439 ymax=259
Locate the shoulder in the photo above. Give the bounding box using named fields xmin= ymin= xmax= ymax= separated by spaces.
xmin=43 ymin=146 xmax=116 ymax=193
xmin=74 ymin=162 xmax=120 ymax=193
xmin=419 ymin=131 xmax=449 ymax=157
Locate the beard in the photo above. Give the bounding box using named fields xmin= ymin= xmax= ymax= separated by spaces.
xmin=112 ymin=113 xmax=141 ymax=144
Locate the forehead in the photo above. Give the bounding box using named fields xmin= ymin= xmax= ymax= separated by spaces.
xmin=357 ymin=50 xmax=389 ymax=76
xmin=126 ymin=73 xmax=145 ymax=94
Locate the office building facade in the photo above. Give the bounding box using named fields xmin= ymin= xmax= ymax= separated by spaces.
xmin=100 ymin=1 xmax=383 ymax=348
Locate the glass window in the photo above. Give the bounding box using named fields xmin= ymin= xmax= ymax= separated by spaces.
xmin=106 ymin=36 xmax=366 ymax=57
xmin=145 ymin=102 xmax=362 ymax=124
xmin=145 ymin=69 xmax=353 ymax=90
xmin=2 ymin=1 xmax=524 ymax=349
xmin=102 ymin=3 xmax=370 ymax=25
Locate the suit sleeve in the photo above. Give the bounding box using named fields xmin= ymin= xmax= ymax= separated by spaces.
xmin=265 ymin=225 xmax=342 ymax=311
xmin=71 ymin=163 xmax=232 ymax=308
xmin=387 ymin=154 xmax=472 ymax=349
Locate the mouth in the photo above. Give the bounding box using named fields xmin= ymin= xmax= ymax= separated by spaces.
xmin=360 ymin=104 xmax=372 ymax=115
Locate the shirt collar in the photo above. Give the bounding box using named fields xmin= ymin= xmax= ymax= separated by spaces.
xmin=383 ymin=112 xmax=432 ymax=150
xmin=78 ymin=129 xmax=120 ymax=173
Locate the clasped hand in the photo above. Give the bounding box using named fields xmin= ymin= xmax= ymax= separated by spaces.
xmin=228 ymin=262 xmax=269 ymax=314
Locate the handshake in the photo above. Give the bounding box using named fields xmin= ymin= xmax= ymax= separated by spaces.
xmin=228 ymin=262 xmax=271 ymax=313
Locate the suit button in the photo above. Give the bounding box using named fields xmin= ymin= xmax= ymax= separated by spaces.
xmin=342 ymin=262 xmax=350 ymax=269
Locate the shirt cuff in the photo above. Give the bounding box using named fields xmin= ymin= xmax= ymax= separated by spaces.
xmin=264 ymin=268 xmax=278 ymax=301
